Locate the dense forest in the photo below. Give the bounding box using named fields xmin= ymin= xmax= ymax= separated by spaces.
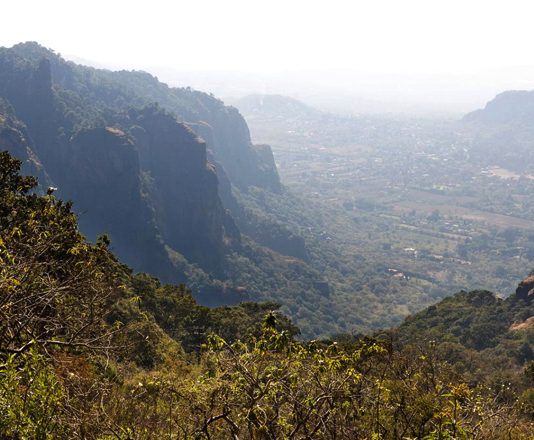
xmin=1 ymin=149 xmax=534 ymax=438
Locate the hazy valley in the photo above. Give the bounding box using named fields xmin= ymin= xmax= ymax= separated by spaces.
xmin=234 ymin=94 xmax=534 ymax=328
xmin=1 ymin=25 xmax=534 ymax=437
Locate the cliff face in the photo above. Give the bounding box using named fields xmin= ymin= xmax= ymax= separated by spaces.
xmin=0 ymin=42 xmax=320 ymax=316
xmin=0 ymin=50 xmax=238 ymax=280
xmin=515 ymin=275 xmax=534 ymax=301
xmin=8 ymin=42 xmax=282 ymax=194
xmin=128 ymin=106 xmax=239 ymax=271
xmin=0 ymin=114 xmax=50 ymax=188
xmin=65 ymin=127 xmax=151 ymax=258
xmin=202 ymin=106 xmax=281 ymax=193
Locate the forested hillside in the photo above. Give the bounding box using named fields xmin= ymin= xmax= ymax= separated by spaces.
xmin=1 ymin=42 xmax=533 ymax=340
xmin=0 ymin=42 xmax=337 ymax=337
xmin=1 ymin=150 xmax=533 ymax=438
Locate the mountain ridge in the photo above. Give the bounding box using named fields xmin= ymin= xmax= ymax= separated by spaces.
xmin=0 ymin=42 xmax=339 ymax=337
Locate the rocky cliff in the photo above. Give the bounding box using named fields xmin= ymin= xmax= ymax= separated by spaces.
xmin=0 ymin=49 xmax=234 ymax=279
xmin=515 ymin=274 xmax=534 ymax=301
xmin=0 ymin=42 xmax=325 ymax=321
xmin=8 ymin=42 xmax=282 ymax=193
xmin=0 ymin=109 xmax=49 ymax=184
xmin=127 ymin=106 xmax=240 ymax=271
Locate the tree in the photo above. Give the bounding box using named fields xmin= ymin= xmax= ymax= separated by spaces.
xmin=0 ymin=151 xmax=122 ymax=357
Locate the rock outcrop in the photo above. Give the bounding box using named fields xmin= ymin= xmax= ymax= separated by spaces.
xmin=515 ymin=275 xmax=534 ymax=301
xmin=8 ymin=42 xmax=282 ymax=194
xmin=0 ymin=50 xmax=238 ymax=280
xmin=0 ymin=42 xmax=317 ymax=313
xmin=0 ymin=115 xmax=50 ymax=188
xmin=128 ymin=106 xmax=240 ymax=271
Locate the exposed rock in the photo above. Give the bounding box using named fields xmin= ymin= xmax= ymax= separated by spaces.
xmin=252 ymin=144 xmax=282 ymax=193
xmin=0 ymin=118 xmax=50 ymax=187
xmin=128 ymin=106 xmax=240 ymax=271
xmin=515 ymin=275 xmax=534 ymax=301
xmin=63 ymin=125 xmax=179 ymax=282
xmin=510 ymin=316 xmax=534 ymax=331
xmin=9 ymin=42 xmax=282 ymax=194
xmin=188 ymin=121 xmax=242 ymax=215
xmin=0 ymin=42 xmax=310 ymax=310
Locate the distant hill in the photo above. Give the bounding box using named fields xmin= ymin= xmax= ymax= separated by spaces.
xmin=232 ymin=94 xmax=319 ymax=119
xmin=462 ymin=90 xmax=534 ymax=172
xmin=390 ymin=273 xmax=534 ymax=384
xmin=464 ymin=90 xmax=534 ymax=125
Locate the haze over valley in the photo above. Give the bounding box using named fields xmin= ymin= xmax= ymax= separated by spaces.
xmin=1 ymin=1 xmax=534 ymax=438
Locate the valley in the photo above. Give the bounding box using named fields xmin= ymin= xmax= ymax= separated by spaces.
xmin=236 ymin=95 xmax=534 ymax=324
xmin=1 ymin=43 xmax=532 ymax=339
xmin=3 ymin=0 xmax=534 ymax=435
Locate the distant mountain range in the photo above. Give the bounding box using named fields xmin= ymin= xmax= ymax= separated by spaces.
xmin=231 ymin=94 xmax=319 ymax=119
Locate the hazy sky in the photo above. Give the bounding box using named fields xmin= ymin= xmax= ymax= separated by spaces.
xmin=3 ymin=0 xmax=534 ymax=114
xmin=3 ymin=0 xmax=534 ymax=73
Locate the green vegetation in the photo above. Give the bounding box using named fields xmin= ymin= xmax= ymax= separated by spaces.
xmin=0 ymin=42 xmax=362 ymax=339
xmin=1 ymin=151 xmax=534 ymax=438
xmin=236 ymin=94 xmax=534 ymax=336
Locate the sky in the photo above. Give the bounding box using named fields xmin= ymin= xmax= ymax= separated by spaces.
xmin=3 ymin=0 xmax=534 ymax=113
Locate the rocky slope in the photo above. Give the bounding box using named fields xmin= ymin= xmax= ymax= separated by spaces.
xmin=0 ymin=42 xmax=329 ymax=328
xmin=8 ymin=42 xmax=282 ymax=193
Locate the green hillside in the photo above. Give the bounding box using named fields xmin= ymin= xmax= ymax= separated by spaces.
xmin=2 ymin=150 xmax=533 ymax=438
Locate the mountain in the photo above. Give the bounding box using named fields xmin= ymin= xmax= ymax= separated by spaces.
xmin=464 ymin=90 xmax=534 ymax=125
xmin=462 ymin=91 xmax=534 ymax=172
xmin=5 ymin=42 xmax=282 ymax=193
xmin=0 ymin=49 xmax=231 ymax=279
xmin=0 ymin=42 xmax=341 ymax=337
xmin=232 ymin=94 xmax=319 ymax=119
xmin=0 ymin=42 xmax=287 ymax=272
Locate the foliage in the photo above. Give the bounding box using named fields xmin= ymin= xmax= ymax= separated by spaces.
xmin=0 ymin=65 xmax=533 ymax=436
xmin=0 ymin=151 xmax=123 ymax=357
xmin=0 ymin=349 xmax=66 ymax=439
xmin=86 ymin=323 xmax=534 ymax=439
